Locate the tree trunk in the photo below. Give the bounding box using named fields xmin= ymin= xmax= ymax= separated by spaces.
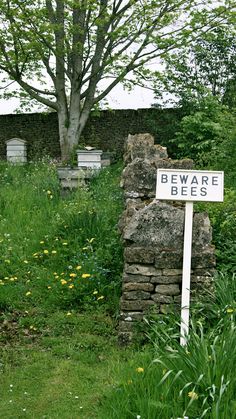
xmin=57 ymin=105 xmax=91 ymax=161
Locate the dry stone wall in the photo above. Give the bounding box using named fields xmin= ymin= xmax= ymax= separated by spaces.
xmin=118 ymin=133 xmax=215 ymax=344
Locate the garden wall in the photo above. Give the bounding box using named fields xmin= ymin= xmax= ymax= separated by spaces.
xmin=118 ymin=133 xmax=216 ymax=344
xmin=0 ymin=108 xmax=183 ymax=160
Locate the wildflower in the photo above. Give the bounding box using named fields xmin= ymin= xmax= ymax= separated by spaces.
xmin=61 ymin=279 xmax=67 ymax=285
xmin=43 ymin=249 xmax=49 ymax=254
xmin=93 ymin=290 xmax=98 ymax=295
xmin=4 ymin=259 xmax=10 ymax=263
xmin=226 ymin=307 xmax=234 ymax=314
xmin=69 ymin=273 xmax=77 ymax=278
xmin=62 ymin=242 xmax=68 ymax=246
xmin=47 ymin=190 xmax=52 ymax=195
xmin=25 ymin=291 xmax=31 ymax=296
xmin=88 ymin=238 xmax=95 ymax=243
xmin=76 ymin=265 xmax=82 ymax=270
xmin=68 ymin=284 xmax=74 ymax=289
xmin=82 ymin=273 xmax=91 ymax=279
xmin=188 ymin=391 xmax=198 ymax=400
xmin=0 ymin=280 xmax=4 ymax=285
xmin=47 ymin=286 xmax=52 ymax=289
xmin=66 ymin=312 xmax=72 ymax=316
xmin=136 ymin=367 xmax=144 ymax=373
xmin=97 ymin=296 xmax=104 ymax=300
xmin=40 ymin=241 xmax=44 ymax=244
xmin=51 ymin=250 xmax=57 ymax=254
xmin=23 ymin=260 xmax=29 ymax=264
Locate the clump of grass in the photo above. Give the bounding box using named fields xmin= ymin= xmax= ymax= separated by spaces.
xmin=100 ymin=273 xmax=236 ymax=418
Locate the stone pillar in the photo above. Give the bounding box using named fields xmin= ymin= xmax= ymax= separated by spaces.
xmin=118 ymin=133 xmax=215 ymax=344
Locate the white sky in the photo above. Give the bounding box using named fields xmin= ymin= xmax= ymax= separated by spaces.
xmin=0 ymin=83 xmax=155 ymax=115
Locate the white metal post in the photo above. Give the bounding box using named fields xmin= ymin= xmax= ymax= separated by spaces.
xmin=180 ymin=201 xmax=194 ymax=346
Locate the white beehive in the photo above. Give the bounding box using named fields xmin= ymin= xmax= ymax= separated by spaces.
xmin=76 ymin=149 xmax=103 ymax=169
xmin=6 ymin=138 xmax=27 ymax=163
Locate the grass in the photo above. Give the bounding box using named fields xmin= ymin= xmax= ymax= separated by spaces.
xmin=1 ymin=160 xmax=236 ymax=418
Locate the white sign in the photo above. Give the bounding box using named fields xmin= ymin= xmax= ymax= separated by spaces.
xmin=156 ymin=169 xmax=224 ymax=202
xmin=156 ymin=168 xmax=224 ymax=346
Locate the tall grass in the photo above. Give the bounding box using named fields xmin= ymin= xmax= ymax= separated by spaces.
xmin=100 ymin=274 xmax=236 ymax=419
xmin=0 ymin=161 xmax=123 ymax=313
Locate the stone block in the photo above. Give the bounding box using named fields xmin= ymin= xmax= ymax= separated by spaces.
xmin=151 ymin=275 xmax=182 ymax=284
xmin=123 ymin=291 xmax=151 ymax=300
xmin=123 ymin=282 xmax=154 ymax=292
xmin=120 ymin=312 xmax=144 ymax=321
xmin=120 ymin=299 xmax=155 ymax=311
xmin=123 ymin=273 xmax=152 ymax=283
xmin=155 ymin=250 xmax=183 ymax=269
xmin=118 ymin=321 xmax=134 ymax=332
xmin=151 ymin=294 xmax=173 ymax=303
xmin=191 ymin=252 xmax=216 ymax=269
xmin=124 ymin=247 xmax=155 ymax=264
xmin=124 ymin=263 xmax=162 ymax=276
xmin=155 ymin=284 xmax=180 ymax=296
xmin=123 ymin=201 xmax=185 ymax=249
xmin=162 ymin=269 xmax=183 ymax=276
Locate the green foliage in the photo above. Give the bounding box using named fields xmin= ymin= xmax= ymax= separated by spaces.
xmin=171 ymin=96 xmax=236 ymax=185
xmin=197 ymin=189 xmax=236 ymax=274
xmin=154 ymin=26 xmax=236 ymax=107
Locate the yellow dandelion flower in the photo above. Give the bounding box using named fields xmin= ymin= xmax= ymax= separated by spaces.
xmin=25 ymin=291 xmax=31 ymax=296
xmin=53 ymin=272 xmax=58 ymax=275
xmin=227 ymin=307 xmax=234 ymax=314
xmin=188 ymin=391 xmax=198 ymax=400
xmin=51 ymin=250 xmax=57 ymax=254
xmin=9 ymin=277 xmax=15 ymax=282
xmin=23 ymin=260 xmax=29 ymax=264
xmin=69 ymin=273 xmax=77 ymax=278
xmin=43 ymin=250 xmax=49 ymax=254
xmin=61 ymin=279 xmax=67 ymax=285
xmin=68 ymin=284 xmax=74 ymax=289
xmin=30 ymin=325 xmax=37 ymax=331
xmin=93 ymin=290 xmax=98 ymax=295
xmin=82 ymin=273 xmax=91 ymax=279
xmin=55 ymin=275 xmax=59 ymax=279
xmin=97 ymin=295 xmax=104 ymax=300
xmin=76 ymin=265 xmax=82 ymax=270
xmin=40 ymin=241 xmax=44 ymax=244
xmin=47 ymin=286 xmax=52 ymax=289
xmin=47 ymin=190 xmax=52 ymax=195
xmin=62 ymin=242 xmax=68 ymax=246
xmin=66 ymin=312 xmax=72 ymax=316
xmin=136 ymin=367 xmax=144 ymax=373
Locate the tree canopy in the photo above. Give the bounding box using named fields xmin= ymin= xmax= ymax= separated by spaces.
xmin=0 ymin=0 xmax=232 ymax=158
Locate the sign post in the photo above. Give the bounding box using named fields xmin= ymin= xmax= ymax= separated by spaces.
xmin=156 ymin=169 xmax=224 ymax=346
